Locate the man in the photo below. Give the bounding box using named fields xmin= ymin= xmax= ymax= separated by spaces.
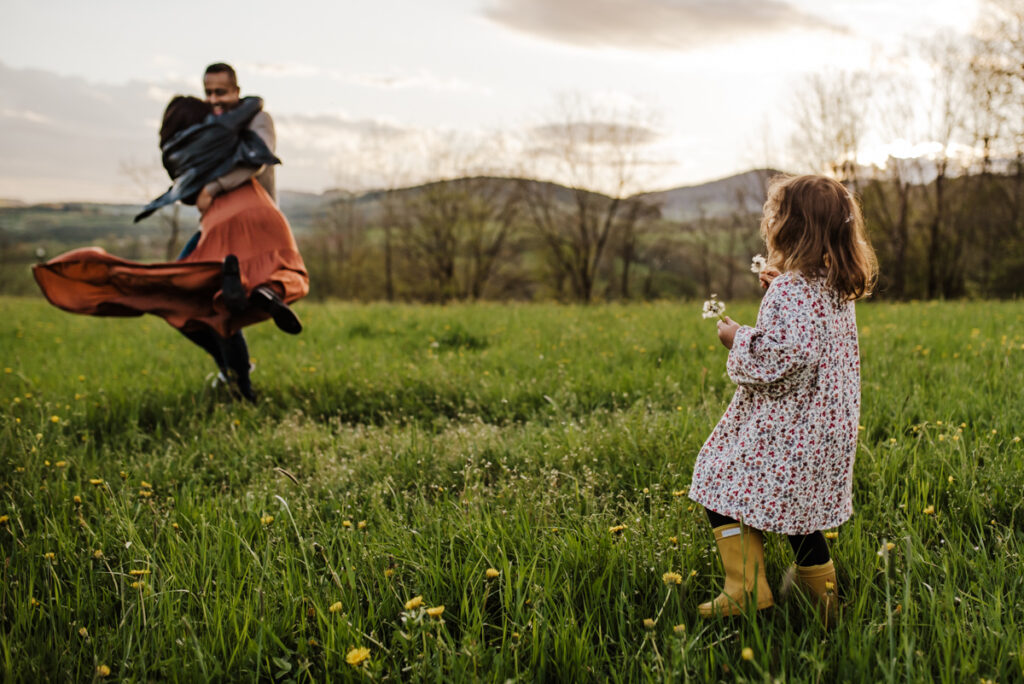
xmin=196 ymin=62 xmax=276 ymax=211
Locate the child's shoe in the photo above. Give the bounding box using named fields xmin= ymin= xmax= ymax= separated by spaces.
xmin=698 ymin=522 xmax=774 ymax=617
xmin=781 ymin=560 xmax=839 ymax=628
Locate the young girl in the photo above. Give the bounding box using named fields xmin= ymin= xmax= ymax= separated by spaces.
xmin=688 ymin=174 xmax=877 ymax=624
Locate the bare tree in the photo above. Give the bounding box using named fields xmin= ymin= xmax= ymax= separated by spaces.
xmin=120 ymin=158 xmax=187 ymax=260
xmin=519 ymin=96 xmax=662 ymax=302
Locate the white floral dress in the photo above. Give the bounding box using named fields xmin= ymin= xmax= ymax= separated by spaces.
xmin=688 ymin=272 xmax=861 ymax=535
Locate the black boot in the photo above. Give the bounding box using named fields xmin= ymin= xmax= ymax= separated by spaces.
xmin=221 ymin=255 xmax=247 ymax=315
xmin=250 ymin=285 xmax=302 ymax=334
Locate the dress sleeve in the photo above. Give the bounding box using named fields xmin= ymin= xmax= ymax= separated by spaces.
xmin=726 ymin=274 xmax=822 ymax=397
xmin=203 ymin=112 xmax=275 ymax=198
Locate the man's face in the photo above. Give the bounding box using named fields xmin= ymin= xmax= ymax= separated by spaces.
xmin=204 ymin=72 xmax=240 ymax=116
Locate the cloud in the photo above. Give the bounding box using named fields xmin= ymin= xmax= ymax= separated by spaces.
xmin=531 ymin=121 xmax=662 ymax=145
xmin=482 ymin=0 xmax=844 ymax=51
xmin=239 ymin=61 xmax=487 ymax=93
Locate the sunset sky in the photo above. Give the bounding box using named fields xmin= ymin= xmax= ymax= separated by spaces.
xmin=0 ymin=0 xmax=981 ymax=203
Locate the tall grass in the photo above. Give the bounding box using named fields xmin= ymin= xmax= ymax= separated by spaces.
xmin=1 ymin=297 xmax=1022 ymax=681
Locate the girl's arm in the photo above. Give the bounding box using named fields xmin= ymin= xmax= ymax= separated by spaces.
xmin=726 ymin=274 xmax=822 ymax=397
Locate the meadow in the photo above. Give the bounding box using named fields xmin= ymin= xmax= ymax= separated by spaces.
xmin=1 ymin=296 xmax=1022 ymax=682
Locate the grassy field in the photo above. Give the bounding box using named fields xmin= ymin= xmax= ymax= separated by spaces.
xmin=1 ymin=296 xmax=1022 ymax=682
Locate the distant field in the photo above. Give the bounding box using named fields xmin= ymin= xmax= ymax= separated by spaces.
xmin=1 ymin=297 xmax=1022 ymax=681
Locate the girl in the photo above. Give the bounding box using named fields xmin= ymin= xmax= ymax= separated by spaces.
xmin=688 ymin=174 xmax=877 ymax=624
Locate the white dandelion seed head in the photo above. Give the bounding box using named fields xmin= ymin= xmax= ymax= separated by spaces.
xmin=750 ymin=254 xmax=767 ymax=274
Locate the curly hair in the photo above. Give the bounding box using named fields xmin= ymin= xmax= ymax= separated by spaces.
xmin=760 ymin=174 xmax=878 ymax=301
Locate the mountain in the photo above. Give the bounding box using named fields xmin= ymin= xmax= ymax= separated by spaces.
xmin=637 ymin=169 xmax=783 ymax=221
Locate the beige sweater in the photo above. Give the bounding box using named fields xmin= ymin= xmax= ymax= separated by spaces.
xmin=203 ymin=110 xmax=276 ymax=201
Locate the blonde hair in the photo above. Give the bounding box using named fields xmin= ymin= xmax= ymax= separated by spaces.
xmin=760 ymin=174 xmax=878 ymax=301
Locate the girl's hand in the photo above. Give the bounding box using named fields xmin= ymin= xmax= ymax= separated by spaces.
xmin=717 ymin=316 xmax=740 ymax=350
xmin=759 ymin=268 xmax=780 ymax=290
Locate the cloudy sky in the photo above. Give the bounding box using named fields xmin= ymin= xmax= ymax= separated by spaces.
xmin=1 ymin=0 xmax=980 ymax=203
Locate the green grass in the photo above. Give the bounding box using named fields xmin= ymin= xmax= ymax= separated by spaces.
xmin=1 ymin=297 xmax=1022 ymax=682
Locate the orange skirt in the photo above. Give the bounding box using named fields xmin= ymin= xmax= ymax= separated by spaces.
xmin=33 ymin=180 xmax=308 ymax=338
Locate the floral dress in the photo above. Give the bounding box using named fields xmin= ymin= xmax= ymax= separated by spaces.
xmin=688 ymin=272 xmax=861 ymax=535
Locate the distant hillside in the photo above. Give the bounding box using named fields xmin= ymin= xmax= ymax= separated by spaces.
xmin=638 ymin=169 xmax=783 ymax=221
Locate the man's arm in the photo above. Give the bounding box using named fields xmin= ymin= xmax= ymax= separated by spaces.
xmin=200 ymin=111 xmax=276 ymax=203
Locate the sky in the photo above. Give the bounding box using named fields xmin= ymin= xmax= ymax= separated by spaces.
xmin=0 ymin=0 xmax=981 ymax=203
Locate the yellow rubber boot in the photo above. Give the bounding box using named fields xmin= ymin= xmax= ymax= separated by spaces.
xmin=698 ymin=523 xmax=774 ymax=618
xmin=793 ymin=560 xmax=838 ymax=629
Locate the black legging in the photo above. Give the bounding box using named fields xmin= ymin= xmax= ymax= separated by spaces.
xmin=705 ymin=508 xmax=830 ymax=567
xmin=179 ymin=327 xmax=252 ymax=395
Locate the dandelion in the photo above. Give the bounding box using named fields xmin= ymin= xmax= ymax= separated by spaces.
xmin=1014 ymin=436 xmax=1021 ymax=443
xmin=662 ymin=571 xmax=683 ymax=585
xmin=29 ymin=597 xmax=40 ymax=607
xmin=260 ymin=514 xmax=274 ymax=525
xmin=923 ymin=505 xmax=935 ymax=515
xmin=44 ymin=552 xmax=55 ymax=560
xmin=129 ymin=569 xmax=150 ymax=576
xmin=701 ymin=294 xmax=726 ymax=321
xmin=357 ymin=520 xmax=367 ymax=530
xmin=384 ymin=568 xmax=394 ymax=578
xmin=93 ymin=549 xmax=103 ymax=559
xmin=824 ymin=531 xmax=838 ymax=540
xmin=877 ymin=542 xmax=896 ymax=556
xmin=140 ymin=481 xmax=152 ymax=489
xmin=948 ymin=475 xmax=954 ymax=484
xmin=55 ymin=461 xmax=67 ymax=468
xmin=329 ymin=601 xmax=343 ymax=613
xmin=78 ymin=627 xmax=88 ymax=638
xmin=96 ymin=664 xmax=111 ymax=677
xmin=673 ymin=624 xmax=686 ymax=634
xmin=50 ymin=415 xmax=60 ymax=424
xmin=138 ymin=490 xmax=153 ymax=498
xmin=0 ymin=515 xmax=8 ymax=524
xmin=342 ymin=520 xmax=352 ymax=528
xmin=690 ymin=569 xmax=698 ymax=577
xmin=741 ymin=647 xmax=755 ymax=661
xmin=609 ymin=524 xmax=627 ymax=534
xmin=89 ymin=479 xmax=103 ymax=486
xmin=642 ymin=618 xmax=656 ymax=630
xmin=405 ymin=595 xmax=424 ymax=610
xmin=485 ymin=568 xmax=500 ymax=579
xmin=672 ymin=489 xmax=687 ymax=497
xmin=750 ymin=254 xmax=767 ymax=274
xmin=668 ymin=536 xmax=678 ymax=544
xmin=426 ymin=605 xmax=445 ymax=618
xmin=3 ymin=367 xmax=10 ymax=373
xmin=346 ymin=647 xmax=370 ymax=666
xmin=130 ymin=581 xmax=145 ymax=589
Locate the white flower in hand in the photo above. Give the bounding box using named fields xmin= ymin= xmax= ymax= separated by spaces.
xmin=750 ymin=254 xmax=767 ymax=274
xmin=702 ymin=294 xmax=726 ymax=321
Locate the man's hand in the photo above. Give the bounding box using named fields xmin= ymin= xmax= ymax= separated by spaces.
xmin=759 ymin=267 xmax=780 ymax=290
xmin=717 ymin=315 xmax=740 ymax=350
xmin=196 ymin=188 xmax=213 ymax=214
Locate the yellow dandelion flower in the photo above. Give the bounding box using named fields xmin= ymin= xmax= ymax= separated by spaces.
xmin=512 ymin=631 xmax=521 ymax=639
xmin=404 ymin=595 xmax=424 ymax=610
xmin=138 ymin=490 xmax=152 ymax=498
xmin=29 ymin=597 xmax=40 ymax=607
xmin=642 ymin=618 xmax=656 ymax=630
xmin=953 ymin=435 xmax=960 ymax=441
xmin=673 ymin=623 xmax=686 ymax=634
xmin=342 ymin=520 xmax=352 ymax=528
xmin=97 ymin=664 xmax=111 ymax=677
xmin=672 ymin=489 xmax=687 ymax=497
xmin=668 ymin=536 xmax=678 ymax=544
xmin=0 ymin=515 xmax=8 ymax=524
xmin=608 ymin=524 xmax=627 ymax=534
xmin=938 ymin=435 xmax=946 ymax=442
xmin=948 ymin=475 xmax=954 ymax=483
xmin=485 ymin=568 xmax=500 ymax=579
xmin=741 ymin=647 xmax=754 ymax=661
xmin=140 ymin=481 xmax=152 ymax=489
xmin=357 ymin=520 xmax=367 ymax=529
xmin=690 ymin=569 xmax=698 ymax=577
xmin=172 ymin=523 xmax=179 ymax=530
xmin=44 ymin=552 xmax=55 ymax=560
xmin=426 ymin=605 xmax=445 ymax=618
xmin=3 ymin=367 xmax=10 ymax=373
xmin=131 ymin=581 xmax=145 ymax=589
xmin=662 ymin=571 xmax=683 ymax=585
xmin=824 ymin=531 xmax=838 ymax=540
xmin=329 ymin=601 xmax=343 ymax=613
xmin=345 ymin=647 xmax=370 ymax=666
xmin=991 ymin=429 xmax=997 ymax=435
xmin=923 ymin=505 xmax=935 ymax=515
xmin=383 ymin=568 xmax=394 ymax=578
xmin=129 ymin=569 xmax=150 ymax=576
xmin=93 ymin=549 xmax=103 ymax=559
xmin=50 ymin=415 xmax=60 ymax=423
xmin=824 ymin=580 xmax=835 ymax=592
xmin=1014 ymin=436 xmax=1021 ymax=443
xmin=78 ymin=375 xmax=85 ymax=381
xmin=78 ymin=627 xmax=88 ymax=637
xmin=89 ymin=478 xmax=103 ymax=486
xmin=260 ymin=514 xmax=274 ymax=525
